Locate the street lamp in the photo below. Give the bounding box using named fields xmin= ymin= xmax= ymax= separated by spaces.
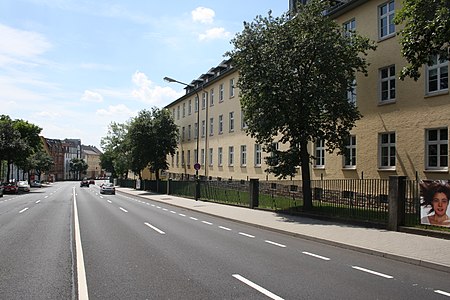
xmin=164 ymin=76 xmax=200 ymax=200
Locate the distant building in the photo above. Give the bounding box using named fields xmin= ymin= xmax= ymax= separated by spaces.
xmin=81 ymin=145 xmax=103 ymax=179
xmin=42 ymin=137 xmax=65 ymax=182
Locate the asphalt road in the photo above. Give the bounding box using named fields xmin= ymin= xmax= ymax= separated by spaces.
xmin=1 ymin=181 xmax=449 ymax=299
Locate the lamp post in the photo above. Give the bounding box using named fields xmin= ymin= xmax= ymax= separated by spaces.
xmin=164 ymin=76 xmax=200 ymax=200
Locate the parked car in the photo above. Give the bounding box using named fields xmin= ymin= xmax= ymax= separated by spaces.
xmin=100 ymin=183 xmax=115 ymax=195
xmin=30 ymin=180 xmax=42 ymax=188
xmin=89 ymin=179 xmax=95 ymax=185
xmin=2 ymin=182 xmax=18 ymax=194
xmin=17 ymin=181 xmax=31 ymax=192
xmin=80 ymin=179 xmax=89 ymax=187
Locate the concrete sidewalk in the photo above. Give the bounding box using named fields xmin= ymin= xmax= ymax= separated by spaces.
xmin=115 ymin=187 xmax=450 ymax=273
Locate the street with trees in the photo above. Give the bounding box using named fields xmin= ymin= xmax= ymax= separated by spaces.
xmin=227 ymin=0 xmax=376 ymax=210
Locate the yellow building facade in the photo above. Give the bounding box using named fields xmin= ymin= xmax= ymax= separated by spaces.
xmin=166 ymin=0 xmax=449 ymax=181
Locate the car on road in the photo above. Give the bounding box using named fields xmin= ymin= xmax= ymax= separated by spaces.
xmin=30 ymin=180 xmax=42 ymax=188
xmin=89 ymin=179 xmax=95 ymax=185
xmin=18 ymin=181 xmax=31 ymax=192
xmin=100 ymin=183 xmax=115 ymax=195
xmin=2 ymin=182 xmax=18 ymax=194
xmin=80 ymin=179 xmax=89 ymax=187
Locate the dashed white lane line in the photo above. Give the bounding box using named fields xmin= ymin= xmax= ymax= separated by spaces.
xmin=119 ymin=207 xmax=128 ymax=213
xmin=302 ymin=251 xmax=330 ymax=261
xmin=351 ymin=266 xmax=393 ymax=279
xmin=44 ymin=196 xmax=48 ymax=199
xmin=219 ymin=226 xmax=232 ymax=231
xmin=35 ymin=200 xmax=41 ymax=204
xmin=239 ymin=232 xmax=255 ymax=238
xmin=162 ymin=208 xmax=168 ymax=211
xmin=170 ymin=211 xmax=177 ymax=214
xmin=190 ymin=217 xmax=198 ymax=221
xmin=435 ymin=290 xmax=450 ymax=297
xmin=19 ymin=207 xmax=29 ymax=214
xmin=107 ymin=200 xmax=112 ymax=203
xmin=265 ymin=240 xmax=286 ymax=248
xmin=232 ymin=274 xmax=284 ymax=300
xmin=178 ymin=213 xmax=186 ymax=217
xmin=144 ymin=222 xmax=166 ymax=235
xmin=202 ymin=221 xmax=213 ymax=225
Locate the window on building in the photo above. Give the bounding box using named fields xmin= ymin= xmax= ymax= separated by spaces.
xmin=209 ymin=118 xmax=214 ymax=136
xmin=230 ymin=78 xmax=235 ymax=98
xmin=194 ymin=149 xmax=198 ymax=164
xmin=380 ymin=65 xmax=396 ymax=102
xmin=229 ymin=111 xmax=235 ymax=132
xmin=176 ymin=151 xmax=179 ymax=167
xmin=201 ymin=120 xmax=206 ymax=137
xmin=347 ymin=79 xmax=356 ymax=106
xmin=217 ymin=147 xmax=223 ymax=167
xmin=240 ymin=145 xmax=247 ymax=167
xmin=379 ymin=132 xmax=396 ymax=169
xmin=202 ymin=92 xmax=207 ymax=110
xmin=343 ymin=18 xmax=355 ymax=38
xmin=182 ymin=103 xmax=186 ymax=118
xmin=218 ymin=115 xmax=223 ymax=134
xmin=182 ymin=126 xmax=185 ymax=141
xmin=177 ymin=106 xmax=180 ymax=120
xmin=172 ymin=108 xmax=175 ymax=119
xmin=255 ymin=144 xmax=262 ymax=167
xmin=219 ymin=83 xmax=224 ymax=102
xmin=188 ymin=124 xmax=191 ymax=140
xmin=209 ymin=148 xmax=213 ymax=166
xmin=195 ymin=96 xmax=199 ymax=112
xmin=427 ymin=55 xmax=449 ymax=94
xmin=210 ymin=88 xmax=214 ymax=106
xmin=218 ymin=147 xmax=223 ymax=166
xmin=315 ymin=139 xmax=325 ymax=168
xmin=194 ymin=123 xmax=198 ymax=139
xmin=229 ymin=146 xmax=234 ymax=166
xmin=187 ymin=150 xmax=191 ymax=166
xmin=241 ymin=110 xmax=247 ymax=129
xmin=181 ymin=150 xmax=185 ymax=166
xmin=201 ymin=149 xmax=205 ymax=165
xmin=426 ymin=128 xmax=448 ymax=170
xmin=188 ymin=99 xmax=192 ymax=115
xmin=379 ymin=0 xmax=395 ymax=39
xmin=344 ymin=135 xmax=357 ymax=168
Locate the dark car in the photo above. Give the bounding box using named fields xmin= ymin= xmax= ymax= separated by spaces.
xmin=80 ymin=179 xmax=89 ymax=187
xmin=100 ymin=183 xmax=115 ymax=195
xmin=2 ymin=182 xmax=18 ymax=194
xmin=89 ymin=179 xmax=95 ymax=185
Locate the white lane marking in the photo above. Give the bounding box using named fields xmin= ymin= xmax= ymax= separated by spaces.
xmin=19 ymin=207 xmax=29 ymax=214
xmin=232 ymin=274 xmax=284 ymax=300
xmin=219 ymin=226 xmax=232 ymax=231
xmin=170 ymin=211 xmax=177 ymax=214
xmin=156 ymin=206 xmax=161 ymax=209
xmin=190 ymin=217 xmax=198 ymax=221
xmin=107 ymin=200 xmax=112 ymax=204
xmin=202 ymin=221 xmax=213 ymax=225
xmin=35 ymin=200 xmax=41 ymax=204
xmin=239 ymin=232 xmax=255 ymax=238
xmin=100 ymin=196 xmax=104 ymax=199
xmin=351 ymin=266 xmax=393 ymax=279
xmin=265 ymin=240 xmax=286 ymax=248
xmin=119 ymin=207 xmax=128 ymax=213
xmin=144 ymin=222 xmax=166 ymax=235
xmin=162 ymin=208 xmax=168 ymax=211
xmin=302 ymin=251 xmax=330 ymax=261
xmin=435 ymin=290 xmax=450 ymax=297
xmin=44 ymin=196 xmax=48 ymax=199
xmin=73 ymin=187 xmax=89 ymax=299
xmin=151 ymin=204 xmax=155 ymax=207
xmin=146 ymin=203 xmax=150 ymax=205
xmin=178 ymin=213 xmax=186 ymax=217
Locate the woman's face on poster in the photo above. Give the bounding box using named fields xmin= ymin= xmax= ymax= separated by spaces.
xmin=432 ymin=192 xmax=449 ymax=217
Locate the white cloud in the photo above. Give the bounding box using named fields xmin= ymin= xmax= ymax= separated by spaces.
xmin=0 ymin=24 xmax=51 ymax=66
xmin=198 ymin=27 xmax=231 ymax=41
xmin=81 ymin=90 xmax=103 ymax=103
xmin=191 ymin=7 xmax=215 ymax=24
xmin=131 ymin=71 xmax=184 ymax=106
xmin=96 ymin=104 xmax=136 ymax=118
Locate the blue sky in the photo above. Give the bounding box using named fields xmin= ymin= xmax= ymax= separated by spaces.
xmin=0 ymin=0 xmax=288 ymax=150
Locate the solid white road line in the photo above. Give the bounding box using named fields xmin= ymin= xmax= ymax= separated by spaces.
xmin=239 ymin=232 xmax=255 ymax=238
xmin=202 ymin=221 xmax=213 ymax=225
xmin=435 ymin=290 xmax=450 ymax=297
xmin=265 ymin=240 xmax=286 ymax=248
xmin=351 ymin=266 xmax=393 ymax=279
xmin=232 ymin=274 xmax=284 ymax=300
xmin=144 ymin=222 xmax=166 ymax=235
xmin=119 ymin=207 xmax=128 ymax=213
xmin=302 ymin=251 xmax=330 ymax=261
xmin=19 ymin=207 xmax=29 ymax=214
xmin=219 ymin=226 xmax=232 ymax=231
xmin=73 ymin=188 xmax=89 ymax=299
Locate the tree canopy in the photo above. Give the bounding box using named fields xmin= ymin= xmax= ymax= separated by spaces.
xmin=395 ymin=0 xmax=450 ymax=80
xmin=227 ymin=0 xmax=375 ymax=209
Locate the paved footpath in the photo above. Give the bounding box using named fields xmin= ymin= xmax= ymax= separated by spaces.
xmin=116 ymin=187 xmax=450 ymax=273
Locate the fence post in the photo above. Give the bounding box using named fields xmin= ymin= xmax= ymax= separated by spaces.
xmin=387 ymin=176 xmax=406 ymax=231
xmin=249 ymin=178 xmax=259 ymax=209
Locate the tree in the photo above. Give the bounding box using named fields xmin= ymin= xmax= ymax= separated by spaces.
xmin=394 ymin=0 xmax=450 ymax=80
xmin=69 ymin=158 xmax=88 ymax=180
xmin=227 ymin=0 xmax=375 ymax=210
xmin=99 ymin=150 xmax=116 ymax=177
xmin=101 ymin=121 xmax=131 ymax=178
xmin=127 ymin=108 xmax=178 ymax=182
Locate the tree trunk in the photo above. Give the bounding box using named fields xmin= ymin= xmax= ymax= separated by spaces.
xmin=300 ymin=139 xmax=313 ymax=211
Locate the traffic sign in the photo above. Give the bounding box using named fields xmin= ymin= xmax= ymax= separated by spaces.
xmin=194 ymin=163 xmax=201 ymax=170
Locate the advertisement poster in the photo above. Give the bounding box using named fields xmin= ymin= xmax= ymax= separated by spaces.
xmin=420 ymin=180 xmax=450 ymax=227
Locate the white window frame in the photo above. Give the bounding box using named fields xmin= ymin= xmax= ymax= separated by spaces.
xmin=314 ymin=139 xmax=325 ymax=168
xmin=254 ymin=144 xmax=262 ymax=167
xmin=343 ymin=18 xmax=355 ymax=38
xmin=194 ymin=123 xmax=198 ymax=139
xmin=379 ymin=132 xmax=396 ymax=169
xmin=209 ymin=117 xmax=214 ymax=136
xmin=228 ymin=146 xmax=234 ymax=166
xmin=202 ymin=92 xmax=207 ymax=110
xmin=218 ymin=147 xmax=223 ymax=166
xmin=343 ymin=135 xmax=357 ymax=168
xmin=188 ymin=99 xmax=192 ymax=115
xmin=240 ymin=145 xmax=247 ymax=167
xmin=427 ymin=55 xmax=449 ymax=94
xmin=194 ymin=149 xmax=198 ymax=164
xmin=380 ymin=65 xmax=396 ymax=103
xmin=201 ymin=149 xmax=205 ymax=165
xmin=218 ymin=115 xmax=223 ymax=134
xmin=209 ymin=148 xmax=213 ymax=166
xmin=210 ymin=88 xmax=214 ymax=106
xmin=230 ymin=78 xmax=235 ymax=98
xmin=219 ymin=84 xmax=224 ymax=102
xmin=241 ymin=110 xmax=247 ymax=129
xmin=229 ymin=111 xmax=235 ymax=132
xmin=379 ymin=0 xmax=395 ymax=39
xmin=426 ymin=128 xmax=448 ymax=170
xmin=194 ymin=96 xmax=199 ymax=112
xmin=201 ymin=120 xmax=206 ymax=138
